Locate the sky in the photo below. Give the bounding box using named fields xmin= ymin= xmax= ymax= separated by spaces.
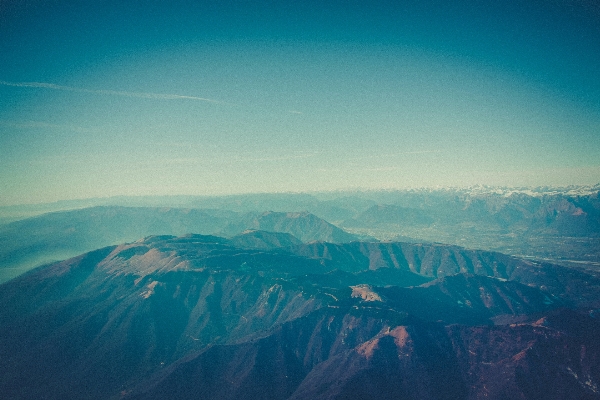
xmin=1 ymin=0 xmax=599 ymax=205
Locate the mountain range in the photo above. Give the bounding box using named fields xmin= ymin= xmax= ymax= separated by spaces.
xmin=0 ymin=188 xmax=599 ymax=399
xmin=1 ymin=186 xmax=597 ymax=271
xmin=1 ymin=232 xmax=599 ymax=399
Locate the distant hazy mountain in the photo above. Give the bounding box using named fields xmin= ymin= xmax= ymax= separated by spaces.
xmin=2 ymin=187 xmax=597 ymax=263
xmin=2 ymin=185 xmax=597 ymax=224
xmin=343 ymin=204 xmax=434 ymax=227
xmin=0 ymin=234 xmax=598 ymax=399
xmin=218 ymin=211 xmax=358 ymax=243
xmin=0 ymin=207 xmax=358 ymax=283
xmin=343 ymin=189 xmax=600 ymax=236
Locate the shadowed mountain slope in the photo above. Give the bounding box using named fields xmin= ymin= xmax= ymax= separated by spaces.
xmin=289 ymin=241 xmax=522 ymax=277
xmin=289 ymin=241 xmax=600 ymax=308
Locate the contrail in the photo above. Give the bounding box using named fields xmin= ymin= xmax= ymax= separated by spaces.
xmin=0 ymin=80 xmax=227 ymax=104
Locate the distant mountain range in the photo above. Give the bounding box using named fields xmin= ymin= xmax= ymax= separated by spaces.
xmin=1 ymin=234 xmax=599 ymax=399
xmin=1 ymin=186 xmax=598 ymax=270
xmin=0 ymin=207 xmax=358 ymax=283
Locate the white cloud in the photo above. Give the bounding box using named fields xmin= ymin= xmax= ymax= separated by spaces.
xmin=0 ymin=80 xmax=226 ymax=104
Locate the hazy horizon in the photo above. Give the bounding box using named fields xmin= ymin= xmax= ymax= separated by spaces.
xmin=1 ymin=0 xmax=599 ymax=206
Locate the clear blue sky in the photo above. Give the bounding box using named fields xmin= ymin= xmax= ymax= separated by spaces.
xmin=1 ymin=0 xmax=599 ymax=205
